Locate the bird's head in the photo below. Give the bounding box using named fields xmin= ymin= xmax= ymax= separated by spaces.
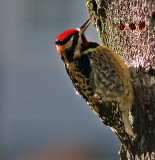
xmin=55 ymin=18 xmax=92 ymax=57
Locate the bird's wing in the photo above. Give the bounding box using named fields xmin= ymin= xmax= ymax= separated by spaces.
xmin=90 ymin=47 xmax=125 ymax=102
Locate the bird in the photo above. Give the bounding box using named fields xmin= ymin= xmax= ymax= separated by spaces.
xmin=55 ymin=18 xmax=135 ymax=153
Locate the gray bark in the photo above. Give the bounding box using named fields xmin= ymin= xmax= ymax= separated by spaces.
xmin=85 ymin=0 xmax=155 ymax=159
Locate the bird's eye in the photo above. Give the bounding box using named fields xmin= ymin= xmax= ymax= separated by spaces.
xmin=55 ymin=40 xmax=61 ymax=45
xmin=73 ymin=34 xmax=79 ymax=42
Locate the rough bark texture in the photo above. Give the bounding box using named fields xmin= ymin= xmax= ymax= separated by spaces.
xmin=85 ymin=0 xmax=155 ymax=159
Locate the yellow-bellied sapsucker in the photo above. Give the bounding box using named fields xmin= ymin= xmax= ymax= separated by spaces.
xmin=55 ymin=18 xmax=135 ymax=153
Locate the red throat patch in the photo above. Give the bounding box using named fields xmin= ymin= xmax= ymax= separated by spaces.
xmin=83 ymin=36 xmax=89 ymax=48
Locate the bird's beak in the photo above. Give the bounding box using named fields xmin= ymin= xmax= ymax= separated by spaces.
xmin=79 ymin=18 xmax=92 ymax=35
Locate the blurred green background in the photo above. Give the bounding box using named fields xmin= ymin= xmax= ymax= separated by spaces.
xmin=0 ymin=0 xmax=120 ymax=159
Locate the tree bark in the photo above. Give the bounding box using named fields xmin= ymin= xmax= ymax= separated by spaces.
xmin=85 ymin=0 xmax=155 ymax=159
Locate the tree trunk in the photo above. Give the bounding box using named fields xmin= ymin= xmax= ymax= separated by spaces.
xmin=85 ymin=0 xmax=155 ymax=159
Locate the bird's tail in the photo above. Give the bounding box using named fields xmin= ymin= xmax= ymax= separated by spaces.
xmin=122 ymin=111 xmax=135 ymax=138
